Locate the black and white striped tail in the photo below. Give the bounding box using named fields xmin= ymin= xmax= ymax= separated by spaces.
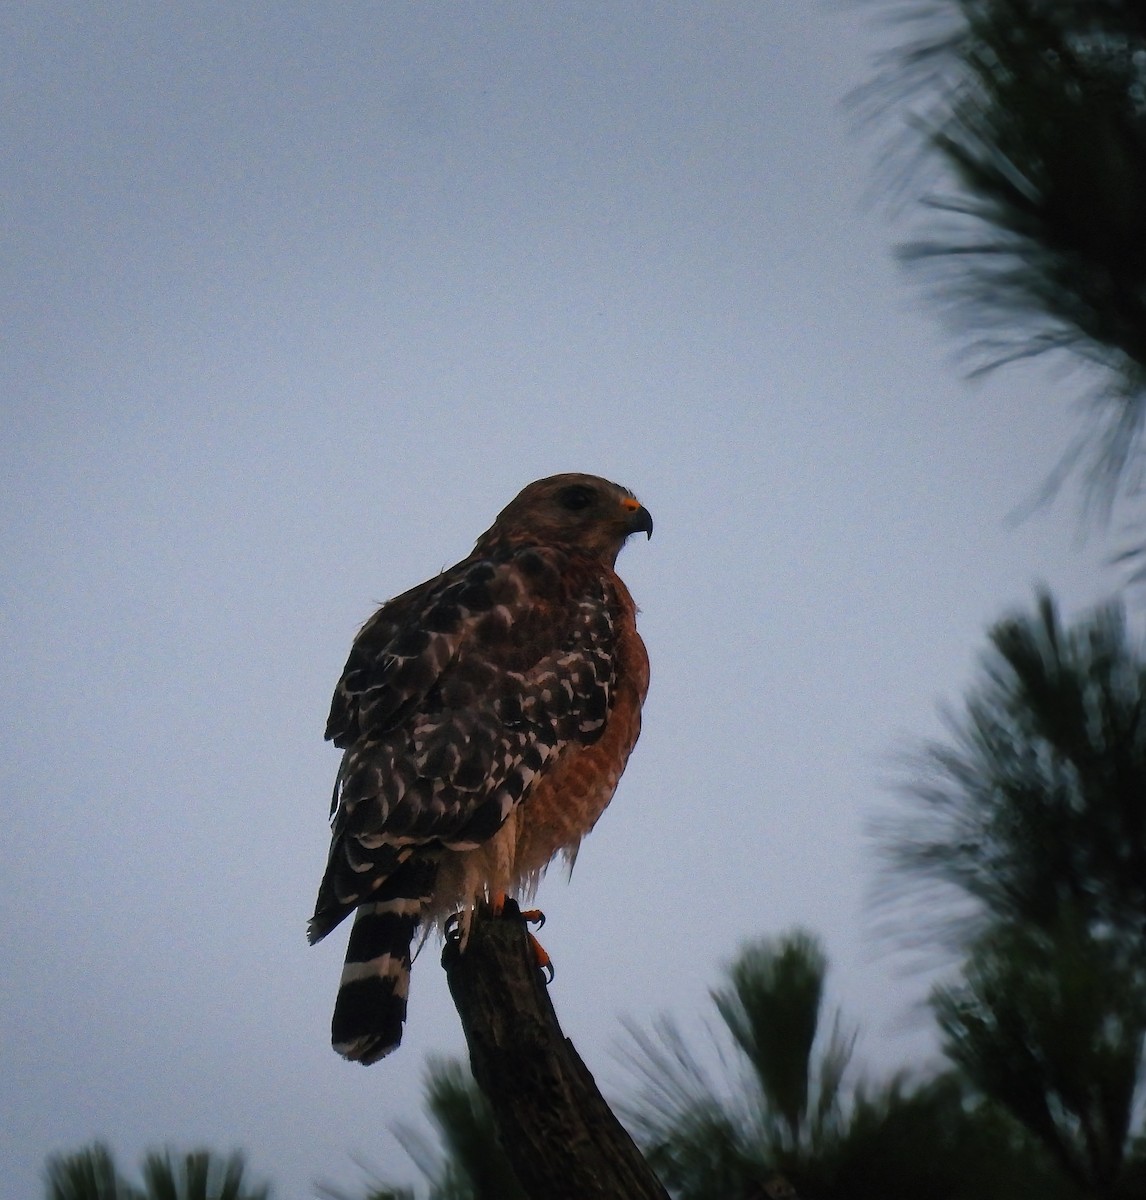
xmin=328 ymin=860 xmax=438 ymax=1064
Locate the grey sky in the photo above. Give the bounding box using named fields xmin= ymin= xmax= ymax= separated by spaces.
xmin=0 ymin=4 xmax=1123 ymax=1198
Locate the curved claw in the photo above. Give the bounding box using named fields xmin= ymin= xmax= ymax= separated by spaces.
xmin=519 ymin=907 xmax=546 ymax=930
xmin=526 ymin=930 xmax=554 ymax=984
xmin=444 ymin=911 xmax=462 ymax=943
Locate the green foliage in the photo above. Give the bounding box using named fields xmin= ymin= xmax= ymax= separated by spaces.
xmin=317 ymin=1165 xmax=414 ymax=1200
xmin=44 ymin=1146 xmax=269 ymax=1200
xmin=621 ymin=930 xmax=1045 ymax=1200
xmin=711 ymin=932 xmax=847 ymax=1148
xmin=319 ymin=1057 xmax=525 ymax=1200
xmin=828 ymin=1077 xmax=1074 ymax=1200
xmin=935 ymin=920 xmax=1146 ymax=1196
xmin=45 ymin=1144 xmax=132 ymax=1200
xmin=621 ymin=1010 xmax=769 ymax=1198
xmin=134 ymin=1151 xmax=269 ymax=1200
xmin=866 ymin=0 xmax=1146 ymax=506
xmin=404 ymin=1057 xmax=526 ymax=1200
xmin=883 ymin=589 xmax=1146 ymax=1196
xmin=879 ymin=590 xmax=1146 ymax=961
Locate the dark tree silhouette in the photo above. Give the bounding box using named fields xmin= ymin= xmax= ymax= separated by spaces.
xmin=44 ymin=1145 xmax=270 ymax=1200
xmin=864 ymin=0 xmax=1146 ymax=511
xmin=320 ymin=929 xmax=1083 ymax=1199
xmin=878 ymin=590 xmax=1146 ymax=961
xmin=880 ymin=591 xmax=1146 ymax=1196
xmin=935 ymin=920 xmax=1146 ymax=1198
xmin=442 ymin=902 xmax=670 ymax=1200
xmin=317 ymin=1058 xmax=526 ymax=1200
xmin=621 ymin=930 xmax=1059 ymax=1200
xmin=45 ymin=1144 xmax=130 ymax=1200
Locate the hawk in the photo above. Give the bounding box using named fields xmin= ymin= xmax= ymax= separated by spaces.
xmin=309 ymin=473 xmax=652 ymax=1063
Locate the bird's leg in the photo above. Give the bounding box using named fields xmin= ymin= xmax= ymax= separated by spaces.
xmin=484 ymin=894 xmax=553 ymax=983
xmin=490 ymin=891 xmax=545 ymax=927
xmin=528 ymin=931 xmax=554 ymax=984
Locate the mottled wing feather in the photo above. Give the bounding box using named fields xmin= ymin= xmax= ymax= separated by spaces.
xmin=324 ymin=567 xmax=490 ymax=749
xmin=309 ymin=546 xmax=617 ymax=942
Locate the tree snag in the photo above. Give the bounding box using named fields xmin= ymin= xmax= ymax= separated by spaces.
xmin=442 ymin=901 xmax=670 ymax=1200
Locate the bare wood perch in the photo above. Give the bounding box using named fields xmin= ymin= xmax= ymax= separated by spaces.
xmin=442 ymin=901 xmax=671 ymax=1200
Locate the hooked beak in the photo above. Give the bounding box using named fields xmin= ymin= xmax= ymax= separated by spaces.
xmin=623 ymin=501 xmax=654 ymax=540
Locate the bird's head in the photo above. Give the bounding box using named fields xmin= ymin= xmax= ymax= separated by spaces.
xmin=475 ymin=473 xmax=653 ymax=565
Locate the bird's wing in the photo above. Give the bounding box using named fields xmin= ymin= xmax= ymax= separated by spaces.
xmin=310 ymin=546 xmax=618 ymax=938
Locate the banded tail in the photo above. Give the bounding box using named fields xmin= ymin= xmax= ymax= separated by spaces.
xmin=312 ymin=859 xmax=438 ymax=1064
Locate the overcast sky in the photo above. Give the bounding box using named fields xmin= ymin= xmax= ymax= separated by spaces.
xmin=1 ymin=4 xmax=1130 ymax=1198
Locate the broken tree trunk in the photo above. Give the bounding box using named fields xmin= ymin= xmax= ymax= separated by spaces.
xmin=442 ymin=901 xmax=670 ymax=1200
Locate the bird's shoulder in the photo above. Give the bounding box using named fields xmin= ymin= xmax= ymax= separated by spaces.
xmin=325 ymin=544 xmax=622 ymax=747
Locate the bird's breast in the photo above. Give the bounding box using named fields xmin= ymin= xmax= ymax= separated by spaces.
xmin=429 ymin=575 xmax=647 ymax=926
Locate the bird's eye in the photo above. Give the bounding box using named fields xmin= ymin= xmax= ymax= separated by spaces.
xmin=558 ymin=485 xmax=595 ymax=511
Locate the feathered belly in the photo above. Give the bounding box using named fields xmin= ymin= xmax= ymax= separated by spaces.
xmin=427 ymin=673 xmax=645 ymax=926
